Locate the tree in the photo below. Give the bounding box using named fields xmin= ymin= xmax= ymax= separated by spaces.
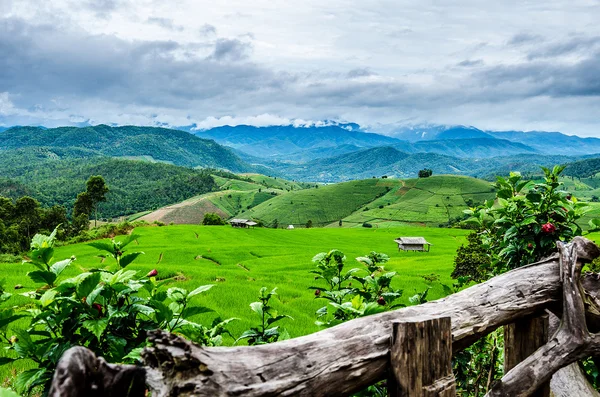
xmin=86 ymin=176 xmax=109 ymax=227
xmin=305 ymin=220 xmax=313 ymax=228
xmin=14 ymin=196 xmax=40 ymax=242
xmin=418 ymin=169 xmax=433 ymax=178
xmin=202 ymin=213 xmax=226 ymax=225
xmin=74 ymin=192 xmax=93 ymax=218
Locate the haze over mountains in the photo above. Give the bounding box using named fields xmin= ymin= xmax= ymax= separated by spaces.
xmin=2 ymin=123 xmax=600 ymax=184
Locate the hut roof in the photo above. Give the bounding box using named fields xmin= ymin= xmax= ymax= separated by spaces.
xmin=229 ymin=219 xmax=249 ymax=223
xmin=394 ymin=237 xmax=432 ymax=245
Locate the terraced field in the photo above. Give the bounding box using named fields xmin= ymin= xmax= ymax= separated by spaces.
xmin=0 ymin=225 xmax=472 ymax=382
xmin=341 ymin=176 xmax=495 ymax=227
xmin=243 ymin=179 xmax=397 ymax=227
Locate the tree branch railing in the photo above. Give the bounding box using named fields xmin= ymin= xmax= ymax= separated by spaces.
xmin=49 ymin=237 xmax=600 ymax=397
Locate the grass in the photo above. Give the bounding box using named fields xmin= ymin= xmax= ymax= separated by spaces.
xmin=243 ymin=179 xmax=396 ymax=227
xmin=343 ymin=175 xmax=495 ymax=227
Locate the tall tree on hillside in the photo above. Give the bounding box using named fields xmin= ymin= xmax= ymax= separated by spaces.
xmin=14 ymin=196 xmax=40 ymax=241
xmin=86 ymin=176 xmax=109 ymax=227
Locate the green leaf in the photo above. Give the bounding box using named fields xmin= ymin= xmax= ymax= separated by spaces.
xmin=0 ymin=386 xmax=21 ymax=397
xmin=0 ymin=358 xmax=17 ymax=367
xmin=27 ymin=271 xmax=57 ymax=285
xmin=119 ymin=234 xmax=141 ymax=249
xmin=86 ymin=285 xmax=104 ymax=306
xmin=77 ymin=272 xmax=101 ymax=299
xmin=119 ymin=252 xmax=144 ymax=268
xmin=123 ymin=347 xmax=144 ymax=363
xmin=13 ymin=329 xmax=36 ymax=358
xmin=181 ymin=306 xmax=214 ymax=318
xmin=0 ymin=312 xmax=27 ymax=330
xmin=167 ymin=287 xmax=187 ymax=302
xmin=131 ymin=304 xmax=154 ymax=316
xmin=87 ymin=241 xmax=117 ymax=255
xmin=83 ymin=318 xmax=109 ymax=340
xmin=50 ymin=258 xmax=73 ymax=276
xmin=109 ymin=269 xmax=138 ymax=285
xmin=15 ymin=368 xmax=47 ymax=395
xmin=187 ymin=284 xmax=214 ymax=299
xmin=39 ymin=289 xmax=58 ymax=307
xmin=249 ymin=302 xmax=264 ymax=317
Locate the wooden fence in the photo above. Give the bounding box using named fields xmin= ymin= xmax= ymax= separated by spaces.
xmin=48 ymin=237 xmax=600 ymax=397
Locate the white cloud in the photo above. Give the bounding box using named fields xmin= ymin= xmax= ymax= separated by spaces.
xmin=0 ymin=92 xmax=16 ymax=115
xmin=1 ymin=0 xmax=600 ymax=136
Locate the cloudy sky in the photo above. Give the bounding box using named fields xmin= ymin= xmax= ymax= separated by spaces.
xmin=1 ymin=0 xmax=599 ymax=136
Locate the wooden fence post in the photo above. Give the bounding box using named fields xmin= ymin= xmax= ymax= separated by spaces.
xmin=389 ymin=317 xmax=456 ymax=397
xmin=504 ymin=314 xmax=550 ymax=397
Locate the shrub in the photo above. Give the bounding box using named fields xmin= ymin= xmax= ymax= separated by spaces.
xmin=236 ymin=287 xmax=292 ymax=345
xmin=202 ymin=213 xmax=226 ymax=226
xmin=0 ymin=227 xmax=232 ymax=395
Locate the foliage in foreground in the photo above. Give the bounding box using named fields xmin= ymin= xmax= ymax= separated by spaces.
xmin=0 ymin=228 xmax=232 ymax=395
xmin=452 ymin=165 xmax=596 ymax=395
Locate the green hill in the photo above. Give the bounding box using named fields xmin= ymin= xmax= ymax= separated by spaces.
xmin=342 ymin=175 xmax=495 ymax=227
xmin=0 ymin=125 xmax=257 ymax=171
xmin=242 ymin=179 xmax=399 ymax=226
xmin=139 ymin=174 xmax=304 ymax=224
xmin=0 ymin=150 xmax=219 ymax=218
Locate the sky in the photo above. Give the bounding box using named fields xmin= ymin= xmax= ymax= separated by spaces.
xmin=1 ymin=0 xmax=599 ymax=136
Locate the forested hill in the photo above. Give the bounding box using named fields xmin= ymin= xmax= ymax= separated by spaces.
xmin=0 ymin=125 xmax=256 ymax=171
xmin=0 ymin=148 xmax=220 ymax=218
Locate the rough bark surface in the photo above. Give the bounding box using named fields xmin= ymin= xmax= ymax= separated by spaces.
xmin=142 ymin=237 xmax=600 ymax=397
xmin=486 ymin=239 xmax=600 ymax=397
xmin=48 ymin=346 xmax=146 ymax=397
xmin=389 ymin=318 xmax=455 ymax=397
xmin=548 ymin=312 xmax=600 ymax=397
xmin=503 ymin=315 xmax=549 ymax=397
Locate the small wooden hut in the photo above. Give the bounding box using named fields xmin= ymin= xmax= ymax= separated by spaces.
xmin=228 ymin=219 xmax=257 ymax=228
xmin=394 ymin=237 xmax=432 ymax=252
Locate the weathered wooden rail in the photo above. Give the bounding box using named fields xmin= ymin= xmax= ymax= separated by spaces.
xmin=49 ymin=237 xmax=600 ymax=396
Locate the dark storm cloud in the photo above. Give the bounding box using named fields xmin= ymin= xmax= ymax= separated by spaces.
xmin=209 ymin=38 xmax=253 ymax=61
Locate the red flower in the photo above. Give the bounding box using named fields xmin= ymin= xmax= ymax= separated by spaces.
xmin=147 ymin=269 xmax=158 ymax=277
xmin=314 ymin=289 xmax=321 ymax=297
xmin=377 ymin=296 xmax=386 ymax=306
xmin=93 ymin=303 xmax=103 ymax=316
xmin=527 ymin=243 xmax=533 ymax=249
xmin=541 ymin=223 xmax=556 ymax=234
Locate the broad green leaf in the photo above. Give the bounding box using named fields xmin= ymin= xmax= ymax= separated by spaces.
xmin=87 ymin=241 xmax=116 ymax=255
xmin=83 ymin=318 xmax=108 ymax=340
xmin=39 ymin=289 xmax=57 ymax=307
xmin=123 ymin=347 xmax=143 ymax=363
xmin=249 ymin=302 xmax=263 ymax=317
xmin=86 ymin=285 xmax=104 ymax=305
xmin=109 ymin=269 xmax=138 ymax=285
xmin=27 ymin=271 xmax=56 ymax=286
xmin=15 ymin=368 xmax=47 ymax=395
xmin=119 ymin=252 xmax=144 ymax=268
xmin=0 ymin=358 xmax=16 ymax=366
xmin=187 ymin=284 xmax=214 ymax=299
xmin=131 ymin=304 xmax=154 ymax=316
xmin=77 ymin=272 xmax=101 ymax=299
xmin=13 ymin=329 xmax=36 ymax=358
xmin=167 ymin=287 xmax=187 ymax=302
xmin=50 ymin=258 xmax=73 ymax=276
xmin=181 ymin=306 xmax=214 ymax=318
xmin=119 ymin=234 xmax=141 ymax=248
